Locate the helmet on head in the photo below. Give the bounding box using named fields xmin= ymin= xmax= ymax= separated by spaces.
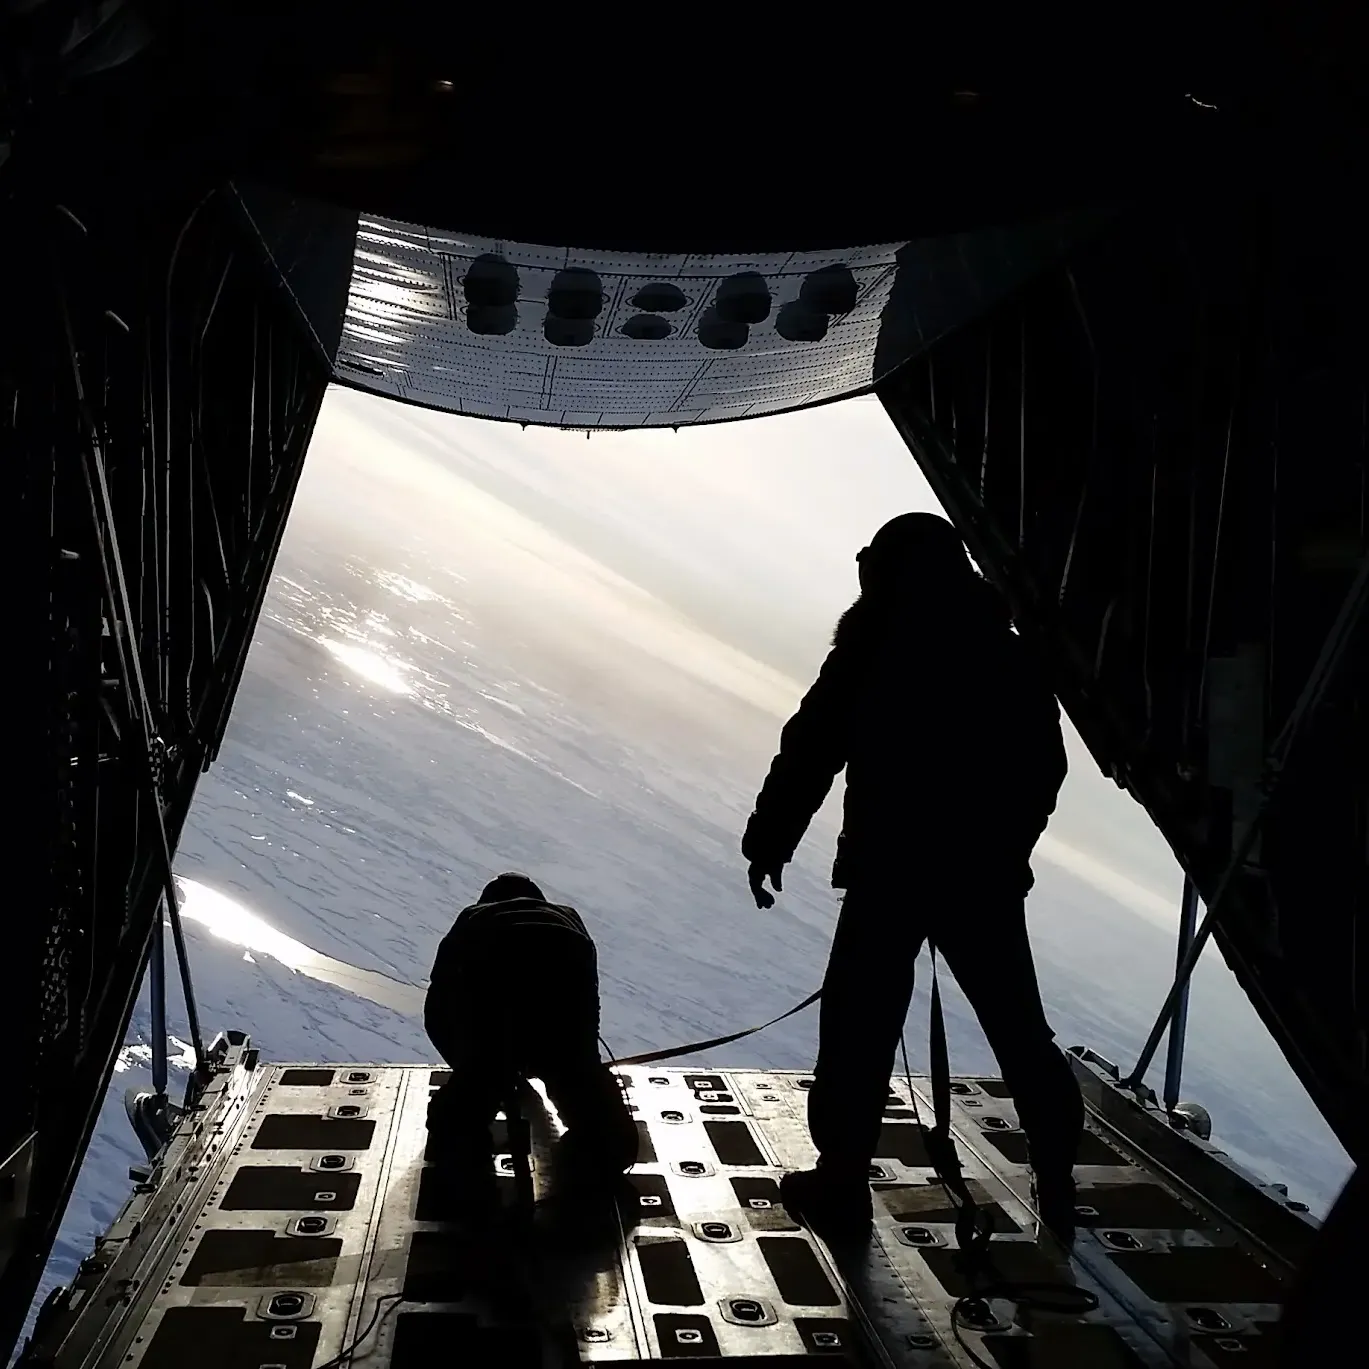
xmin=478 ymin=871 xmax=545 ymax=904
xmin=859 ymin=514 xmax=969 ymax=577
xmin=853 ymin=512 xmax=1015 ymax=639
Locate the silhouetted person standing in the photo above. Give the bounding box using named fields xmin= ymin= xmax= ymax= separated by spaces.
xmin=425 ymin=873 xmax=637 ymax=1210
xmin=742 ymin=513 xmax=1084 ymax=1243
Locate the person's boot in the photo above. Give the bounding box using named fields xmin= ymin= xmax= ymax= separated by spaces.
xmin=538 ymin=1071 xmax=638 ymax=1256
xmin=1030 ymin=1169 xmax=1077 ymax=1248
xmin=426 ymin=1084 xmax=501 ymax=1222
xmin=543 ymin=1064 xmax=639 ymax=1183
xmin=779 ymin=1162 xmax=874 ymax=1244
xmin=537 ymin=1137 xmax=637 ymax=1253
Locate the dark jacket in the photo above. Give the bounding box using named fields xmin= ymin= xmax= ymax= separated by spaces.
xmin=742 ymin=580 xmax=1067 ymax=892
xmin=425 ymin=896 xmax=600 ymax=1070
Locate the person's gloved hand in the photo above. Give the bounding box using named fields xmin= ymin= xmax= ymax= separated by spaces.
xmin=747 ymin=861 xmax=783 ymax=910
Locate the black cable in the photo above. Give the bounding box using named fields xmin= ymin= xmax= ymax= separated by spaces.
xmin=312 ymin=1292 xmax=405 ymax=1369
xmin=605 ymin=989 xmax=821 ymax=1066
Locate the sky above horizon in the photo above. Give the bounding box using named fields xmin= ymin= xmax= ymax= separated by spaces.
xmin=308 ymin=385 xmax=1185 ymax=930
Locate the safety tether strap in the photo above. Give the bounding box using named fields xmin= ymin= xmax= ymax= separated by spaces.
xmin=925 ymin=946 xmax=996 ymax=1268
xmin=915 ymin=945 xmax=1099 ymax=1369
xmin=605 ymin=989 xmax=822 ymax=1067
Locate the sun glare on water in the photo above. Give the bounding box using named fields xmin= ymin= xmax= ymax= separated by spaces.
xmin=319 ymin=637 xmax=413 ymax=694
xmin=176 ymin=877 xmax=318 ymax=970
xmin=173 ymin=876 xmax=425 ymax=1016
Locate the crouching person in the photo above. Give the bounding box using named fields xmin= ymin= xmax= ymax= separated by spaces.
xmin=424 ymin=873 xmax=637 ymax=1212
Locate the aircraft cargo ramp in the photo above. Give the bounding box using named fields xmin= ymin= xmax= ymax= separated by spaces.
xmin=19 ymin=1040 xmax=1315 ymax=1369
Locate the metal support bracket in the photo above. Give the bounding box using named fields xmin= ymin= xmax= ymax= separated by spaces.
xmin=1126 ymin=542 xmax=1369 ymax=1088
xmin=1163 ymin=874 xmax=1201 ymax=1114
xmin=53 ymin=253 xmax=208 ymax=1081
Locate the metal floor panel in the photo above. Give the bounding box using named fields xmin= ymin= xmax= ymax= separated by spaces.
xmin=33 ymin=1059 xmax=1302 ymax=1369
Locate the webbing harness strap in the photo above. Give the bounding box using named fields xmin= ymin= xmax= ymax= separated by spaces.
xmin=605 ymin=989 xmax=822 ymax=1067
xmin=926 ymin=945 xmax=997 ymax=1272
xmin=922 ymin=944 xmax=1098 ymax=1366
